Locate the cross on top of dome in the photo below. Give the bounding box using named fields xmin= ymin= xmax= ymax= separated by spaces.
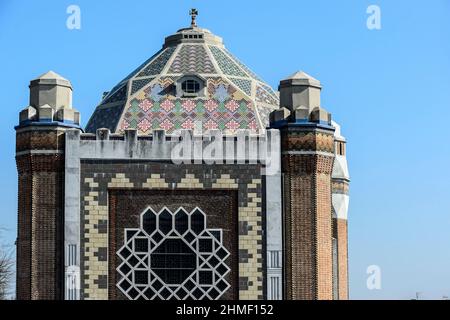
xmin=190 ymin=8 xmax=198 ymax=27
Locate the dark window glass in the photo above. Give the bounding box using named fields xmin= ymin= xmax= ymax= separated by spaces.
xmin=159 ymin=209 xmax=173 ymax=235
xmin=182 ymin=80 xmax=201 ymax=94
xmin=175 ymin=209 xmax=189 ymax=234
xmin=143 ymin=209 xmax=157 ymax=235
xmin=135 ymin=271 xmax=148 ymax=285
xmin=199 ymin=239 xmax=213 ymax=253
xmin=119 ymin=263 xmax=131 ymax=275
xmin=191 ymin=209 xmax=205 ymax=234
xmin=128 ymin=288 xmax=139 ymax=299
xmin=199 ymin=271 xmax=213 ymax=285
xmin=151 ymin=239 xmax=196 ymax=284
xmin=126 ymin=230 xmax=138 ymax=240
xmin=134 ymin=239 xmax=148 ymax=253
xmin=119 ymin=279 xmax=131 ymax=292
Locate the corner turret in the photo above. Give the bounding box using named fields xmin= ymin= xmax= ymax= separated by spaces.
xmin=19 ymin=71 xmax=80 ymax=128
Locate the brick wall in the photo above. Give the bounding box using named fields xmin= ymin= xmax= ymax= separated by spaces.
xmin=16 ymin=163 xmax=32 ymax=300
xmin=79 ymin=161 xmax=265 ymax=300
xmin=336 ymin=218 xmax=348 ymax=300
xmin=16 ymin=129 xmax=65 ymax=300
xmin=281 ymin=128 xmax=335 ymax=300
xmin=108 ymin=189 xmax=239 ymax=300
xmin=332 ymin=179 xmax=350 ymax=300
xmin=316 ymin=171 xmax=333 ymax=300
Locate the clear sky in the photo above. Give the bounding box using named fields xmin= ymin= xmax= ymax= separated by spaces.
xmin=1 ymin=0 xmax=449 ymax=300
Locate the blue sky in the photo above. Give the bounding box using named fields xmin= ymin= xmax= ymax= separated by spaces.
xmin=1 ymin=0 xmax=449 ymax=300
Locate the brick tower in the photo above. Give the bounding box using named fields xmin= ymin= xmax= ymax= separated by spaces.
xmin=15 ymin=71 xmax=80 ymax=300
xmin=271 ymin=72 xmax=337 ymax=300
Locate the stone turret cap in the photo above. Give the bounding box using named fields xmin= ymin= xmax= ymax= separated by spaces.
xmin=279 ymin=71 xmax=322 ymax=89
xmin=269 ymin=107 xmax=291 ymax=124
xmin=292 ymin=105 xmax=309 ymax=121
xmin=19 ymin=106 xmax=37 ymax=123
xmin=310 ymin=106 xmax=332 ymax=124
xmin=30 ymin=71 xmax=72 ymax=89
xmin=29 ymin=71 xmax=73 ymax=110
xmin=38 ymin=104 xmax=55 ymax=121
xmin=37 ymin=70 xmax=67 ymax=80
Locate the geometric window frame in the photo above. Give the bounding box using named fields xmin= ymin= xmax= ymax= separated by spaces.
xmin=181 ymin=79 xmax=201 ymax=94
xmin=116 ymin=207 xmax=231 ymax=300
xmin=175 ymin=75 xmax=206 ymax=98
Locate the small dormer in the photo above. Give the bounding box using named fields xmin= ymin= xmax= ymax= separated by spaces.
xmin=176 ymin=75 xmax=206 ymax=98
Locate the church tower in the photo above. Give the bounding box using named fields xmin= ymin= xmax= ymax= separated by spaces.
xmin=15 ymin=71 xmax=81 ymax=300
xmin=271 ymin=72 xmax=337 ymax=300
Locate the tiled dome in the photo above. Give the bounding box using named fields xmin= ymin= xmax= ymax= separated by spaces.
xmin=86 ymin=25 xmax=279 ymax=134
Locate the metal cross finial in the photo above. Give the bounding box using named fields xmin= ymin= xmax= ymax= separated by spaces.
xmin=190 ymin=8 xmax=198 ymax=27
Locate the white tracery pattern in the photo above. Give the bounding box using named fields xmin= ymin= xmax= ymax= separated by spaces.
xmin=116 ymin=207 xmax=231 ymax=300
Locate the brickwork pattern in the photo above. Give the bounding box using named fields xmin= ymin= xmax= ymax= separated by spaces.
xmin=16 ymin=130 xmax=65 ymax=153
xmin=316 ymin=172 xmax=333 ymax=300
xmin=282 ymin=127 xmax=335 ymax=300
xmin=82 ymin=177 xmax=111 ymax=299
xmin=332 ymin=179 xmax=349 ymax=300
xmin=282 ymin=130 xmax=334 ymax=154
xmin=16 ymin=164 xmax=32 ymax=300
xmin=284 ymin=171 xmax=314 ymax=300
xmin=213 ymin=176 xmax=264 ymax=300
xmin=79 ymin=162 xmax=264 ymax=300
xmin=16 ymin=129 xmax=66 ymax=300
xmin=336 ymin=219 xmax=349 ymax=300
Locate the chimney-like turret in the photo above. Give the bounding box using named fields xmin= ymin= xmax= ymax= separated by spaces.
xmin=272 ymin=71 xmax=337 ymax=300
xmin=15 ymin=71 xmax=82 ymax=300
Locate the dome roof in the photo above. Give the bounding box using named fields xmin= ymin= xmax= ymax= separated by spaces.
xmin=86 ymin=24 xmax=280 ymax=135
